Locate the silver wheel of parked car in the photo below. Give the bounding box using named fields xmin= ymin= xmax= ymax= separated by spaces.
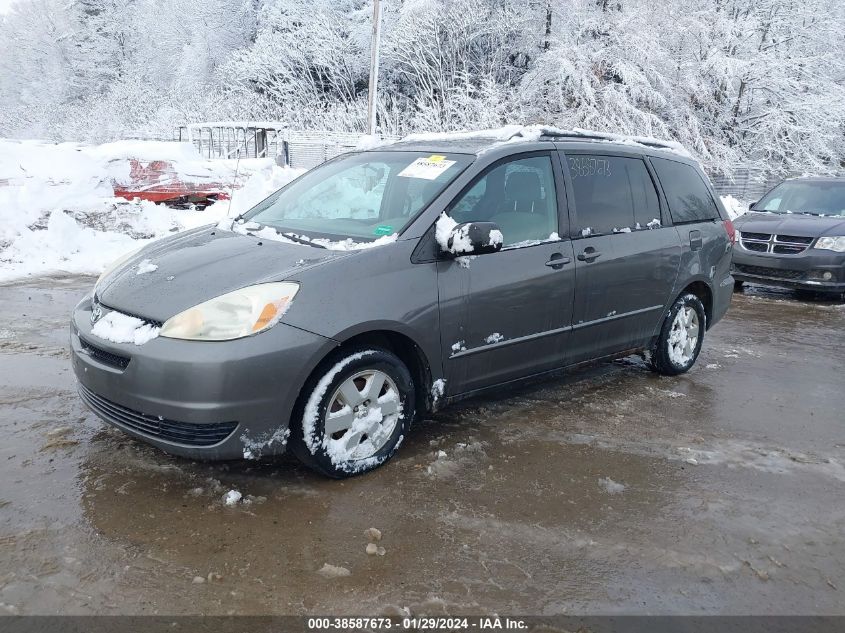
xmin=650 ymin=293 xmax=706 ymax=376
xmin=324 ymin=370 xmax=402 ymax=460
xmin=668 ymin=306 xmax=700 ymax=365
xmin=289 ymin=347 xmax=416 ymax=478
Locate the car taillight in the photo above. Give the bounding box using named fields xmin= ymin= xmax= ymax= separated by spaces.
xmin=723 ymin=219 xmax=736 ymax=245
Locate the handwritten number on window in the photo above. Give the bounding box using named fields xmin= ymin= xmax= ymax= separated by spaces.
xmin=569 ymin=157 xmax=611 ymax=179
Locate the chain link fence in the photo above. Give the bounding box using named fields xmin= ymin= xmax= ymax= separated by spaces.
xmin=177 ymin=123 xmax=399 ymax=170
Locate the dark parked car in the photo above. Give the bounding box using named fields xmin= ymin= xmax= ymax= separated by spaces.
xmin=733 ymin=177 xmax=845 ymax=295
xmin=71 ymin=129 xmax=735 ymax=477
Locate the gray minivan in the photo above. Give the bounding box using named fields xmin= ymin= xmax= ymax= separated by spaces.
xmin=71 ymin=128 xmax=735 ymax=477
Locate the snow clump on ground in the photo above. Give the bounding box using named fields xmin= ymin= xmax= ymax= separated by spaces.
xmin=222 ymin=490 xmax=242 ymax=506
xmin=598 ymin=477 xmax=626 ymax=494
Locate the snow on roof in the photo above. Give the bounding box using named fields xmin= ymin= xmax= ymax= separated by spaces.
xmin=398 ymin=124 xmax=693 ymax=159
xmin=185 ymin=121 xmax=290 ymax=130
xmin=401 ymin=125 xmax=525 ymax=143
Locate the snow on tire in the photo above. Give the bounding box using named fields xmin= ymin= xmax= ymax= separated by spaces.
xmin=289 ymin=348 xmax=415 ymax=478
xmin=650 ymin=293 xmax=706 ymax=376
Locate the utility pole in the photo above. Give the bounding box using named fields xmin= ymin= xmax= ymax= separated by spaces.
xmin=367 ymin=0 xmax=382 ymax=136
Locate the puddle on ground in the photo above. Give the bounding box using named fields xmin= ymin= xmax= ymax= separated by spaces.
xmin=0 ymin=278 xmax=843 ymax=615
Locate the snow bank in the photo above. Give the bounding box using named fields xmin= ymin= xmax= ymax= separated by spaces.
xmin=720 ymin=195 xmax=748 ymax=220
xmin=0 ymin=139 xmax=302 ymax=283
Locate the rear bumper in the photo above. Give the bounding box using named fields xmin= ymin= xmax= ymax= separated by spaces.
xmin=732 ymin=248 xmax=845 ymax=293
xmin=70 ymin=294 xmax=336 ymax=460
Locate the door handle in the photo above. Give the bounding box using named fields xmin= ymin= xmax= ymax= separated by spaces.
xmin=577 ymin=248 xmax=602 ymax=262
xmin=545 ymin=253 xmax=571 ymax=269
xmin=689 ymin=230 xmax=702 ymax=251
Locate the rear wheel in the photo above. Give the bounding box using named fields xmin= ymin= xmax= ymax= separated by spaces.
xmin=650 ymin=293 xmax=706 ymax=376
xmin=289 ymin=348 xmax=415 ymax=478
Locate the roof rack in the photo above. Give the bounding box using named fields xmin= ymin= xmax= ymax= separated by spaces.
xmin=534 ymin=127 xmax=679 ymax=152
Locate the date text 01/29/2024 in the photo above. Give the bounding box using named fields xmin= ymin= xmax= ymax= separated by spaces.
xmin=306 ymin=617 xmax=528 ymax=630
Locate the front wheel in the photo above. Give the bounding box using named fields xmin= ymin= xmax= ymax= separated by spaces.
xmin=649 ymin=293 xmax=706 ymax=376
xmin=289 ymin=348 xmax=415 ymax=478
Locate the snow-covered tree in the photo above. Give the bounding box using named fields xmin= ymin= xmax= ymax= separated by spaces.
xmin=0 ymin=0 xmax=842 ymax=176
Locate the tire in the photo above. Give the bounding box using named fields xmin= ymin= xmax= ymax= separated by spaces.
xmin=649 ymin=293 xmax=706 ymax=376
xmin=289 ymin=347 xmax=415 ymax=478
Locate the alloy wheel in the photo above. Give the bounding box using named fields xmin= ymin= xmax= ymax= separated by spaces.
xmin=668 ymin=306 xmax=700 ymax=365
xmin=324 ymin=369 xmax=402 ymax=460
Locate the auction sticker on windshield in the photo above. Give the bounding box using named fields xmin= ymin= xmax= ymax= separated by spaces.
xmin=398 ymin=155 xmax=456 ymax=180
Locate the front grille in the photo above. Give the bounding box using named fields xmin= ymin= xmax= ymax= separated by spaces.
xmin=78 ymin=383 xmax=238 ymax=447
xmin=97 ymin=298 xmax=164 ymax=328
xmin=739 ymin=231 xmax=813 ymax=255
xmin=776 ymin=235 xmax=813 ymax=245
xmin=773 ymin=244 xmax=805 ymax=254
xmin=744 ymin=242 xmax=768 ymax=252
xmin=741 ymin=232 xmax=770 ymax=241
xmin=80 ymin=337 xmax=130 ymax=370
xmin=734 ymin=264 xmax=805 ymax=280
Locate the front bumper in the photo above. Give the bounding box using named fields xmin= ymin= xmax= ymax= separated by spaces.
xmin=70 ymin=294 xmax=336 ymax=460
xmin=732 ymin=247 xmax=845 ymax=293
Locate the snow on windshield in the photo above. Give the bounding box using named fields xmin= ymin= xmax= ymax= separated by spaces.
xmin=229 ymin=220 xmax=398 ymax=251
xmin=241 ymin=151 xmax=471 ymax=243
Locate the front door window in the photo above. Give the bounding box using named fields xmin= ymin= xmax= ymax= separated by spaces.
xmin=449 ymin=155 xmax=559 ymax=246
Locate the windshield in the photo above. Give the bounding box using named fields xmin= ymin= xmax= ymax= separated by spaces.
xmin=754 ymin=181 xmax=845 ymax=216
xmin=244 ymin=151 xmax=473 ymax=241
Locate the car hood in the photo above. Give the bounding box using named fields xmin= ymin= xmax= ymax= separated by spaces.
xmin=96 ymin=226 xmax=352 ymax=323
xmin=735 ymin=212 xmax=845 ymax=237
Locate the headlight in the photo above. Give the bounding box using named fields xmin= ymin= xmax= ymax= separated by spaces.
xmin=814 ymin=236 xmax=845 ymax=253
xmin=95 ymin=246 xmax=143 ymax=291
xmin=159 ymin=282 xmax=299 ymax=341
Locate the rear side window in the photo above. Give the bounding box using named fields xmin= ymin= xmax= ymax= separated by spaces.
xmin=651 ymin=157 xmax=719 ymax=224
xmin=566 ymin=155 xmax=660 ymax=235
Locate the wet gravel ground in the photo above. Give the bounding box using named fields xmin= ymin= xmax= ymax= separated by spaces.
xmin=0 ymin=276 xmax=843 ymax=616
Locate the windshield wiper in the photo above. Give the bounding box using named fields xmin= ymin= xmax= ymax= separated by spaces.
xmin=280 ymin=232 xmax=327 ymax=248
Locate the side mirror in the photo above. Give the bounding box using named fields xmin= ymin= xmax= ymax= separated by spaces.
xmin=442 ymin=222 xmax=503 ymax=256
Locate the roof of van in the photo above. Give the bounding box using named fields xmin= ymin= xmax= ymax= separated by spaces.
xmin=380 ymin=125 xmax=694 ymax=160
xmin=785 ymin=176 xmax=844 ymax=183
